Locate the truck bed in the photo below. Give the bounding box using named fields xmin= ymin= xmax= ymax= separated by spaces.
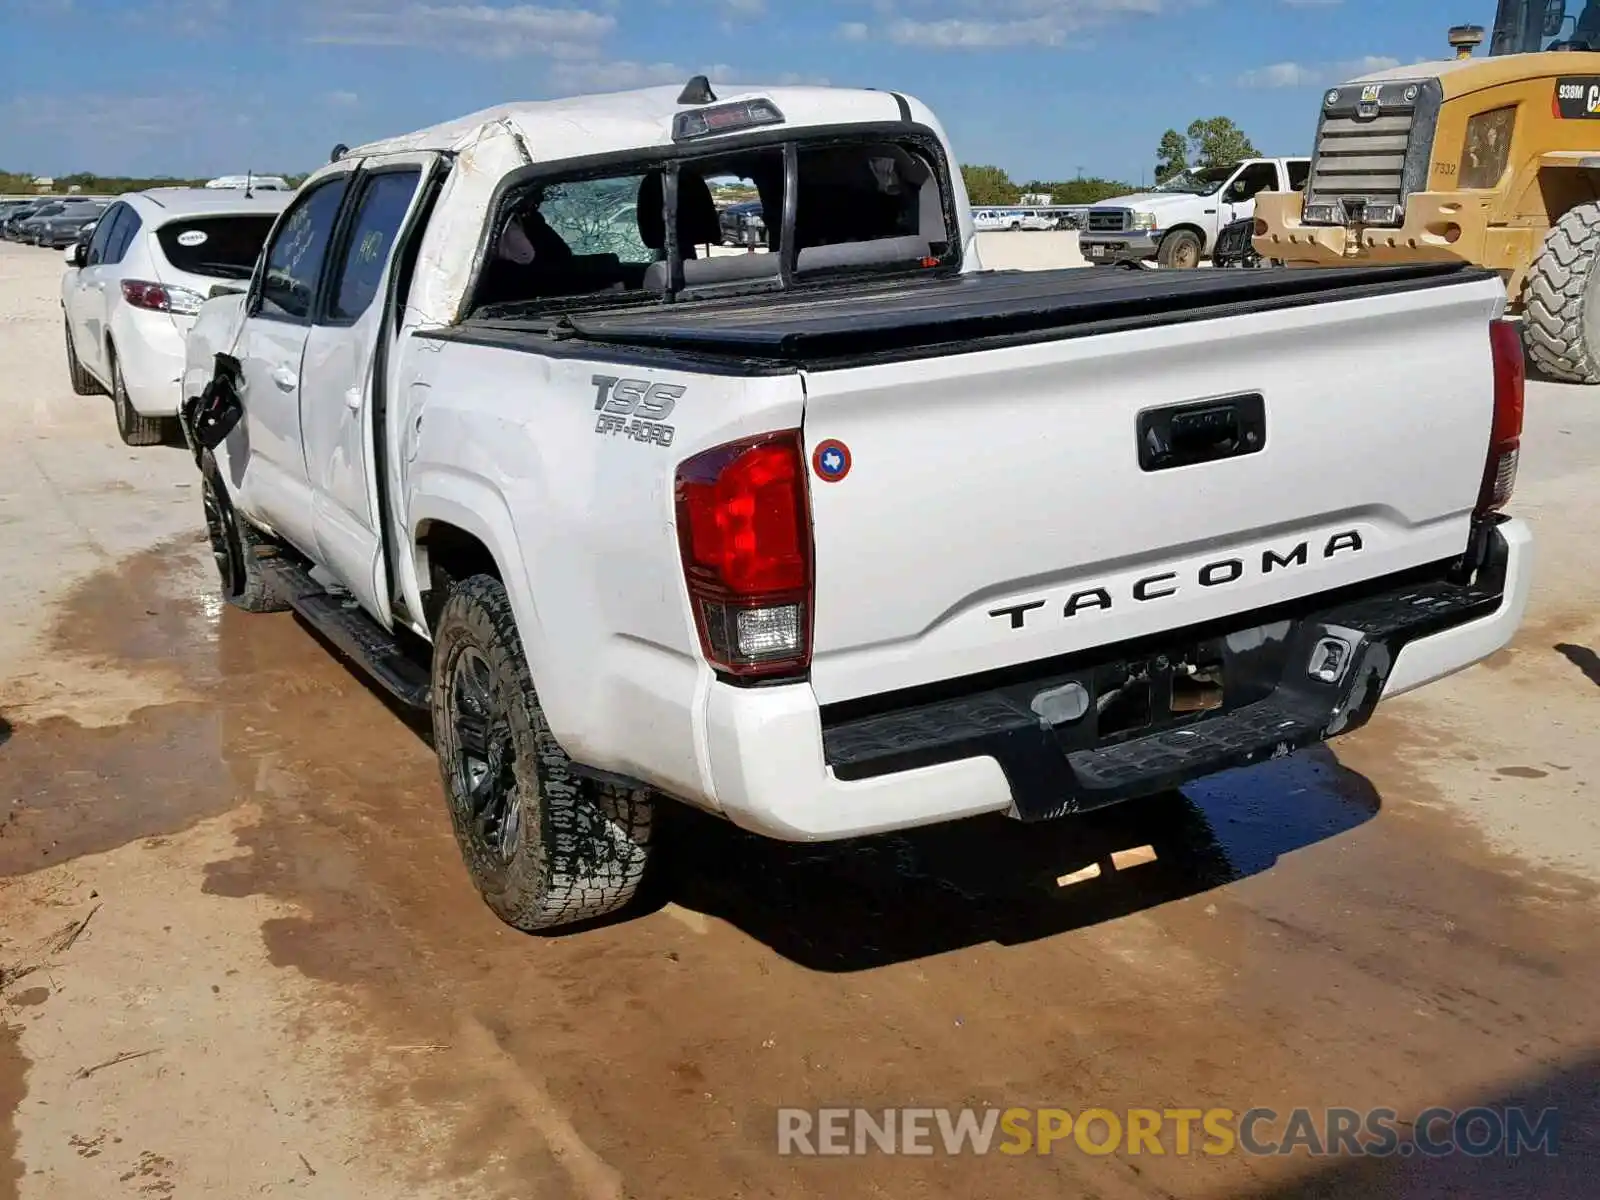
xmin=533 ymin=261 xmax=1495 ymax=366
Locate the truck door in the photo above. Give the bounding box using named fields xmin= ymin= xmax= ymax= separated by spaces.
xmin=1218 ymin=161 xmax=1280 ymax=245
xmin=299 ymin=153 xmax=439 ymax=624
xmin=232 ymin=171 xmax=354 ymax=556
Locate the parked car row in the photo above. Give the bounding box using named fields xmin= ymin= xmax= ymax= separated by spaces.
xmin=1 ymin=197 xmax=111 ymax=247
xmin=972 ymin=206 xmax=1084 ymax=231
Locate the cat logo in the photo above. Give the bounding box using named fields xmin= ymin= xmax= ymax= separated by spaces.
xmin=1554 ymin=76 xmax=1600 ymax=119
xmin=1360 ymin=84 xmax=1382 ymax=103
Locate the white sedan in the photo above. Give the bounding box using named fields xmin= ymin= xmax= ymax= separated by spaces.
xmin=61 ymin=188 xmax=290 ymax=445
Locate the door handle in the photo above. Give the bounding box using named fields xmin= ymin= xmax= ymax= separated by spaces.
xmin=270 ymin=366 xmax=297 ymax=391
xmin=1138 ymin=394 xmax=1266 ymax=472
xmin=344 ymin=386 xmax=362 ymax=411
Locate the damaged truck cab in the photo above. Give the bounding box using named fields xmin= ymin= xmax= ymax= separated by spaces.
xmin=182 ymin=80 xmax=1531 ymax=934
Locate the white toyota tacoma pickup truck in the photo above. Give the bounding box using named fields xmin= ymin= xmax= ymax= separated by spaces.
xmin=179 ymin=79 xmax=1533 ymax=933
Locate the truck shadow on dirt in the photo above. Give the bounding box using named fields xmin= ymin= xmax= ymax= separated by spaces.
xmin=1238 ymin=1050 xmax=1599 ymax=1200
xmin=647 ymin=749 xmax=1380 ymax=972
xmin=0 ymin=716 xmax=9 ymax=750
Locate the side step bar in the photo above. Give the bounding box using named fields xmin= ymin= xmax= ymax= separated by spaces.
xmin=271 ymin=560 xmax=431 ymax=710
xmin=266 ymin=556 xmax=648 ymax=789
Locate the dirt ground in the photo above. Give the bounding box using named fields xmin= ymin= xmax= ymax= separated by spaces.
xmin=2 ymin=240 xmax=1599 ymax=1199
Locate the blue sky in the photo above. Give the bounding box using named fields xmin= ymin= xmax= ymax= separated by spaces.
xmin=1 ymin=0 xmax=1469 ymax=184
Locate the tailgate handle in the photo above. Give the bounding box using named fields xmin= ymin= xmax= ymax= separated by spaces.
xmin=1138 ymin=393 xmax=1265 ymax=472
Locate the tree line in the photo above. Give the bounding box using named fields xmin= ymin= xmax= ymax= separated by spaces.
xmin=962 ymin=116 xmax=1262 ymax=206
xmin=1 ymin=170 xmax=310 ymax=195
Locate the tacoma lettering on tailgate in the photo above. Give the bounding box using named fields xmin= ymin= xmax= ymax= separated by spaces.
xmin=989 ymin=531 xmax=1365 ymax=629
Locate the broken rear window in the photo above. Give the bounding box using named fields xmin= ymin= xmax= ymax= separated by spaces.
xmin=470 ymin=131 xmax=959 ymax=315
xmin=155 ymin=215 xmax=278 ymax=280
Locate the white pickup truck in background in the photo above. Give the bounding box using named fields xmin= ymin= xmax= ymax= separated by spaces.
xmin=1081 ymin=156 xmax=1311 ymax=268
xmin=179 ymin=79 xmax=1531 ymax=933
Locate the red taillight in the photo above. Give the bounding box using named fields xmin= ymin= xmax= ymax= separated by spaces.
xmin=121 ymin=279 xmax=173 ymax=311
xmin=1479 ymin=319 xmax=1525 ymax=514
xmin=675 ymin=431 xmax=813 ymax=679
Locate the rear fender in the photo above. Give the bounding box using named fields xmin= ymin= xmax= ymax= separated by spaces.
xmin=406 ymin=469 xmax=541 ymax=678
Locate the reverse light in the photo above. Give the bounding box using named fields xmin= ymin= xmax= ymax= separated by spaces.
xmin=675 ymin=431 xmax=813 ymax=680
xmin=672 ymin=98 xmax=785 ymax=142
xmin=121 ymin=279 xmax=204 ymax=316
xmin=1478 ymin=319 xmax=1524 ymax=515
xmin=1302 ymin=203 xmax=1339 ymax=225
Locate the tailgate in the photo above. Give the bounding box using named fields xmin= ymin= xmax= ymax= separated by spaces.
xmin=801 ymin=274 xmax=1505 ymax=705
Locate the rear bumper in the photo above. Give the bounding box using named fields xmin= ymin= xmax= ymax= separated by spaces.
xmin=112 ymin=309 xmax=188 ymax=416
xmin=705 ymin=519 xmax=1531 ymax=841
xmin=1250 ymin=189 xmax=1530 ymax=274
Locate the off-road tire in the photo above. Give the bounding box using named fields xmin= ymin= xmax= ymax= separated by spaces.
xmin=431 ymin=575 xmax=654 ymax=932
xmin=1524 ymin=203 xmax=1600 ymax=384
xmin=64 ymin=317 xmax=99 ymax=396
xmin=1157 ymin=228 xmax=1203 ymax=269
xmin=200 ymin=455 xmax=292 ymax=613
xmin=110 ymin=349 xmax=169 ymax=446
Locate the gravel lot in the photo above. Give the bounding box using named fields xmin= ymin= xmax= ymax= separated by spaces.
xmin=1 ymin=240 xmax=1598 ymax=1199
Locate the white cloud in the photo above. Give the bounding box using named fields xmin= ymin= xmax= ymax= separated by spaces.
xmin=306 ymin=3 xmax=616 ymax=59
xmin=846 ymin=0 xmax=1194 ymax=51
xmin=1235 ymin=54 xmax=1399 ymax=88
xmin=325 ymin=89 xmax=360 ymax=106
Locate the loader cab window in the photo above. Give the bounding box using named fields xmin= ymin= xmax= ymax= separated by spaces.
xmin=1568 ymin=1 xmax=1600 ymax=47
xmin=470 ymin=132 xmax=957 ymax=315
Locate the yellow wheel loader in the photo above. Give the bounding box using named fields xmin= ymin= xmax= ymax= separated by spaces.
xmin=1252 ymin=1 xmax=1600 ymax=382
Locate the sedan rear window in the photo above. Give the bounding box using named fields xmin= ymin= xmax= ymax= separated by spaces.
xmin=156 ymin=215 xmax=278 ymax=280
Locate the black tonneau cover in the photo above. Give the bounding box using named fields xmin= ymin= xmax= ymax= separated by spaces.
xmin=552 ymin=261 xmax=1487 ymax=366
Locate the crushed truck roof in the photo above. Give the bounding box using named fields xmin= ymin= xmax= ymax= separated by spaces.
xmin=345 ymin=84 xmax=919 ymax=162
xmin=327 ymin=81 xmax=956 ymax=334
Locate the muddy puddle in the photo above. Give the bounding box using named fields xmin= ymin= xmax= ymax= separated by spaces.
xmin=1 ymin=540 xmax=1598 ymax=1198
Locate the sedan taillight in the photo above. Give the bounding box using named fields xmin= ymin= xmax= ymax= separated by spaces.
xmin=120 ymin=279 xmax=205 ymax=316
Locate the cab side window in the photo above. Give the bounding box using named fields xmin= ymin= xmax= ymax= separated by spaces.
xmin=106 ymin=209 xmax=143 ymax=265
xmin=326 ymin=169 xmax=422 ymax=324
xmin=85 ymin=205 xmax=123 ymax=266
xmin=257 ymin=178 xmax=348 ymax=322
xmin=1228 ymin=162 xmax=1280 ymax=201
xmin=1287 ymin=160 xmax=1311 ymax=191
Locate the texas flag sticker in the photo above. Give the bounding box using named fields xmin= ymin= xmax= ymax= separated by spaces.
xmin=812 ymin=439 xmax=852 ymax=483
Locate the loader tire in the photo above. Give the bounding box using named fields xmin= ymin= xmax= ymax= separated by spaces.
xmin=1524 ymin=203 xmax=1600 ymax=384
